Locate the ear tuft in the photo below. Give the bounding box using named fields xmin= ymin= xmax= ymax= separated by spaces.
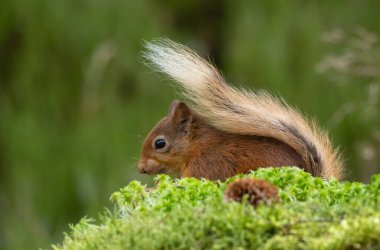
xmin=168 ymin=100 xmax=180 ymax=117
xmin=167 ymin=100 xmax=192 ymax=134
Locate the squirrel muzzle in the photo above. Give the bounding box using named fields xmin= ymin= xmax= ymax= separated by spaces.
xmin=138 ymin=158 xmax=166 ymax=175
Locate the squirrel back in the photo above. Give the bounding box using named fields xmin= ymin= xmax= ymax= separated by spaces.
xmin=139 ymin=39 xmax=344 ymax=180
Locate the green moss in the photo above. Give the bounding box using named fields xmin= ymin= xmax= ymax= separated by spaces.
xmin=53 ymin=167 xmax=380 ymax=250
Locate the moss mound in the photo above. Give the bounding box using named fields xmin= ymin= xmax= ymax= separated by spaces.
xmin=53 ymin=167 xmax=380 ymax=250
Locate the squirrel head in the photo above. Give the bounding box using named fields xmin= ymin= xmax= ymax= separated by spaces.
xmin=138 ymin=100 xmax=194 ymax=176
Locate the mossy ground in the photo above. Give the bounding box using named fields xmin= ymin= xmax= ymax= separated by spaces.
xmin=53 ymin=167 xmax=380 ymax=250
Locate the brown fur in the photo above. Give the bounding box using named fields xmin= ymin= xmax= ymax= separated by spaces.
xmin=139 ymin=102 xmax=305 ymax=181
xmin=182 ymin=117 xmax=304 ymax=181
xmin=140 ymin=39 xmax=344 ymax=180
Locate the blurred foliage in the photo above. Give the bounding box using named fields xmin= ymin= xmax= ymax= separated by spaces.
xmin=0 ymin=0 xmax=379 ymax=249
xmin=55 ymin=168 xmax=380 ymax=249
xmin=317 ymin=27 xmax=380 ymax=178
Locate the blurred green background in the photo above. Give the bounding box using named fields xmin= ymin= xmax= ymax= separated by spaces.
xmin=1 ymin=0 xmax=379 ymax=249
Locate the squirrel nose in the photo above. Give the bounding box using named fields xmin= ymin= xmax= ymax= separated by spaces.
xmin=138 ymin=161 xmax=147 ymax=174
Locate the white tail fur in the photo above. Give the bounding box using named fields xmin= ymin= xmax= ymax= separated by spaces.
xmin=143 ymin=39 xmax=343 ymax=180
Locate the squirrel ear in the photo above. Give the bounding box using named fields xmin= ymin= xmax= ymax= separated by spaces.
xmin=167 ymin=100 xmax=192 ymax=135
xmin=167 ymin=100 xmax=181 ymax=117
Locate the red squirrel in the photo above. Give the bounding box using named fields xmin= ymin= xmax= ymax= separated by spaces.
xmin=137 ymin=39 xmax=344 ymax=181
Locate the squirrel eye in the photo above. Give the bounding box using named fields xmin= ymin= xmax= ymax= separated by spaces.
xmin=155 ymin=139 xmax=166 ymax=149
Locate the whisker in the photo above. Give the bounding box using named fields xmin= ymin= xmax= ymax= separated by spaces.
xmin=127 ymin=162 xmax=138 ymax=169
xmin=123 ymin=133 xmax=144 ymax=139
xmin=123 ymin=133 xmax=145 ymax=144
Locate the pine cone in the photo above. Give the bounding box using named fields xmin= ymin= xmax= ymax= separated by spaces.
xmin=224 ymin=178 xmax=280 ymax=207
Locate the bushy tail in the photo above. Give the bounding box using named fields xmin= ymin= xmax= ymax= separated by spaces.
xmin=143 ymin=39 xmax=344 ymax=180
